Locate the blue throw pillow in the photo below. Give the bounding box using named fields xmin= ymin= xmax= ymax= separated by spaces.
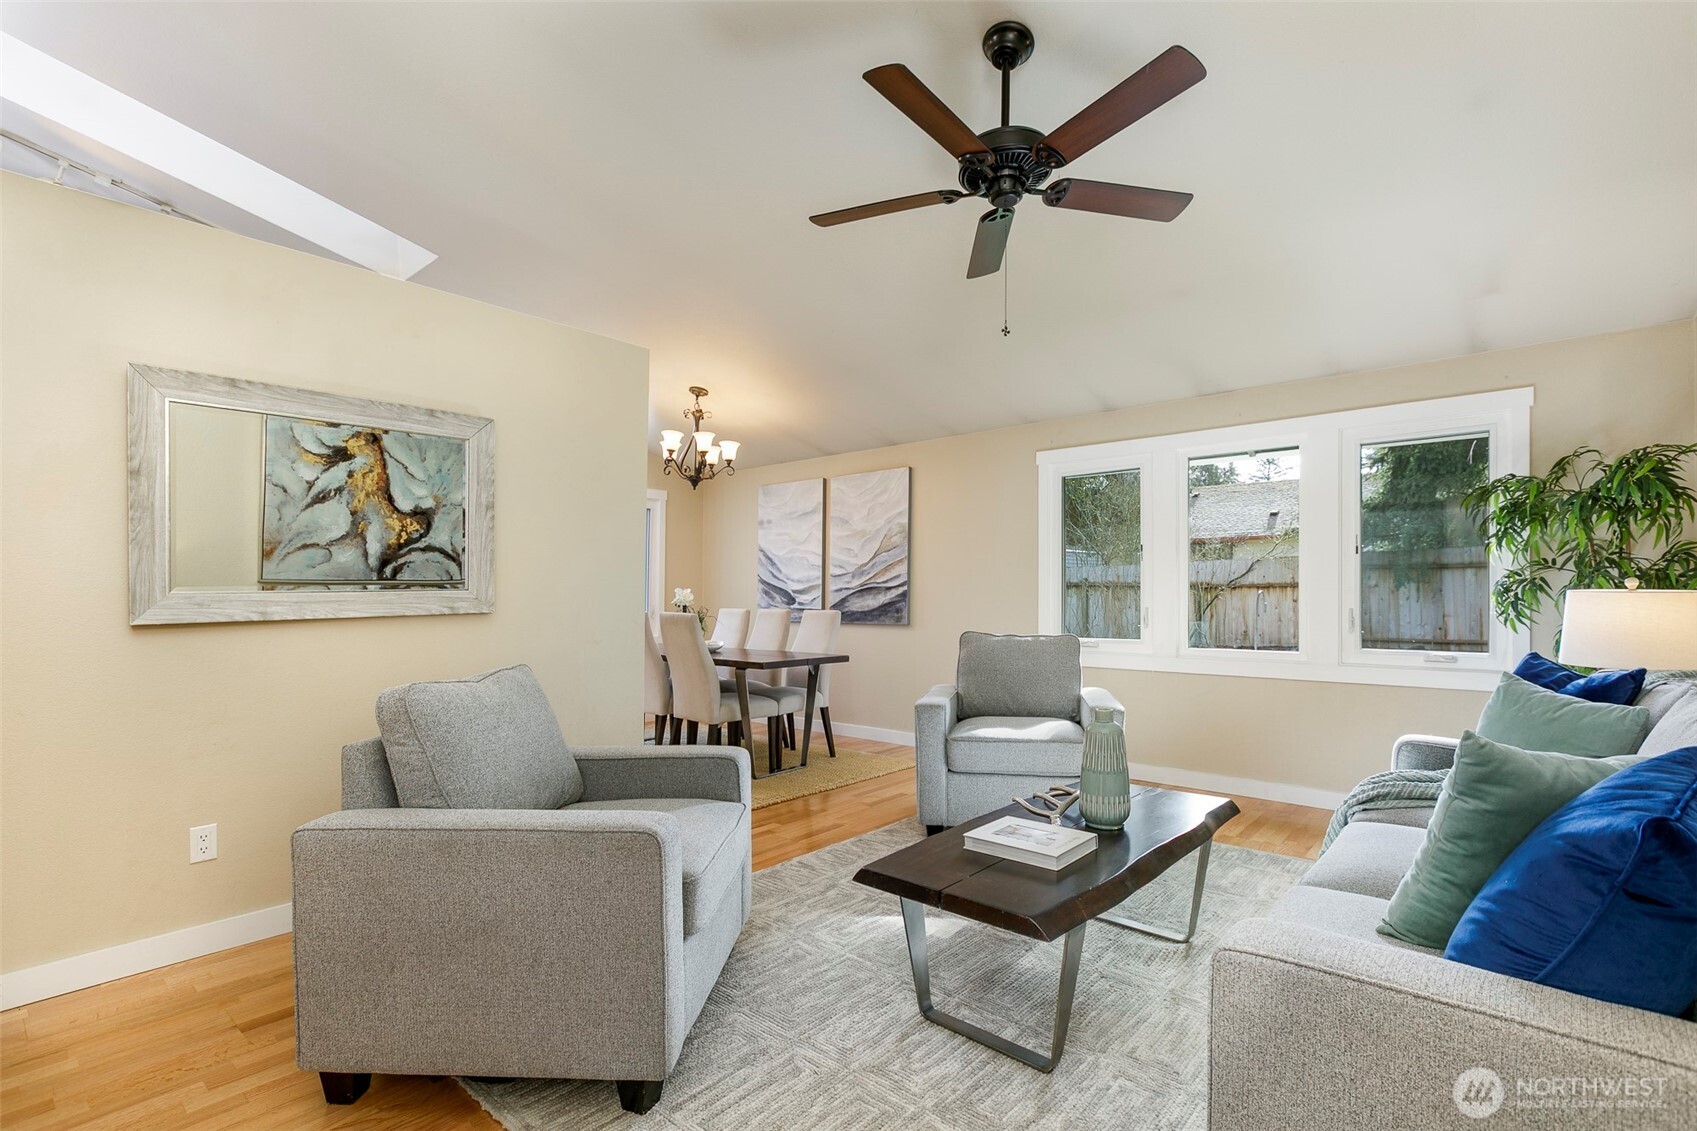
xmin=1513 ymin=651 xmax=1645 ymax=705
xmin=1446 ymin=747 xmax=1697 ymax=1015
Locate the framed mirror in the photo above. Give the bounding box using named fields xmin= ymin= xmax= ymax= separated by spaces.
xmin=127 ymin=364 xmax=494 ymax=624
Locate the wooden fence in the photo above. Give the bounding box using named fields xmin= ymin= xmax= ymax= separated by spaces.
xmin=1063 ymin=546 xmax=1488 ymax=651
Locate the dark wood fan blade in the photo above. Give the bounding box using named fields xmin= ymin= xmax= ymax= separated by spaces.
xmin=810 ymin=190 xmax=964 ymax=227
xmin=863 ymin=64 xmax=993 ymax=161
xmin=1036 ymin=46 xmax=1205 ymax=168
xmin=1042 ymin=179 xmax=1193 ymax=221
xmin=966 ymin=208 xmax=1014 ymax=278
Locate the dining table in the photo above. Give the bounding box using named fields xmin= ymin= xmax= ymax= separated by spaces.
xmin=662 ymin=646 xmax=850 ymax=776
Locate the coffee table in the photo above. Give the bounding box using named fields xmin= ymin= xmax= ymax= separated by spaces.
xmin=852 ymin=784 xmax=1239 ymax=1071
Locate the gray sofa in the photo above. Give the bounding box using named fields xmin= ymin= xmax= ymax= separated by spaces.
xmin=292 ymin=665 xmax=751 ymax=1115
xmin=915 ymin=632 xmax=1125 ymax=832
xmin=1210 ymin=677 xmax=1697 ymax=1130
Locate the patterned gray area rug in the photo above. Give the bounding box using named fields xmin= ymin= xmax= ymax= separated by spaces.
xmin=462 ymin=819 xmax=1309 ymax=1131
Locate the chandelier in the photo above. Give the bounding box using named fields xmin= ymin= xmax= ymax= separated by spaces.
xmin=659 ymin=386 xmax=740 ymax=489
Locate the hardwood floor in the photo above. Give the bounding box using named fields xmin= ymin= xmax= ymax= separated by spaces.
xmin=1 ymin=735 xmax=1329 ymax=1130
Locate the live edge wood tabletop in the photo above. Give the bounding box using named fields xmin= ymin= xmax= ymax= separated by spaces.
xmin=854 ymin=785 xmax=1239 ymax=942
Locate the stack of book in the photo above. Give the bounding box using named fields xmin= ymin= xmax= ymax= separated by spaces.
xmin=963 ymin=816 xmax=1098 ymax=871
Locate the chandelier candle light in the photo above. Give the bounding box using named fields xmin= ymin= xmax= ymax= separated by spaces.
xmin=659 ymin=387 xmax=740 ymax=489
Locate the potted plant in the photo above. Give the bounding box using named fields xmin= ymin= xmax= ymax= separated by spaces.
xmin=1462 ymin=442 xmax=1697 ymax=632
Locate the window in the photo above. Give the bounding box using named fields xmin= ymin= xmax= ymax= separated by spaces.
xmin=1186 ymin=449 xmax=1300 ymax=651
xmin=644 ymin=489 xmax=667 ymax=613
xmin=1062 ymin=469 xmax=1143 ymax=640
xmin=1356 ymin=434 xmax=1490 ymax=653
xmin=1036 ymin=389 xmax=1532 ymax=690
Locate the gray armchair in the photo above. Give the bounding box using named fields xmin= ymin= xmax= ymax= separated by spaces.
xmin=914 ymin=632 xmax=1124 ymax=831
xmin=292 ymin=665 xmax=750 ymax=1116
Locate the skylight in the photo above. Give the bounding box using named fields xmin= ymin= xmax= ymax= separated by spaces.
xmin=0 ymin=34 xmax=436 ymax=280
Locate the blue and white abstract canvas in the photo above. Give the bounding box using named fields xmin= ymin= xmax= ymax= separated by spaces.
xmin=829 ymin=467 xmax=910 ymax=624
xmin=261 ymin=416 xmax=467 ymax=585
xmin=756 ymin=479 xmax=824 ymax=614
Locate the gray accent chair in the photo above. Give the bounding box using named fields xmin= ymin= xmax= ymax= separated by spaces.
xmin=292 ymin=664 xmax=751 ymax=1116
xmin=914 ymin=632 xmax=1125 ymax=832
xmin=1209 ymin=676 xmax=1697 ymax=1131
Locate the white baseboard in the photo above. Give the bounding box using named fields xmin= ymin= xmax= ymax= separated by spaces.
xmin=1 ymin=902 xmax=292 ymax=1010
xmin=811 ymin=719 xmax=915 ymax=746
xmin=1122 ymin=761 xmax=1347 ymax=811
xmin=811 ymin=719 xmax=1345 ymax=811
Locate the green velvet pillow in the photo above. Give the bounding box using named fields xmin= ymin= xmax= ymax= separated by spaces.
xmin=1476 ymin=672 xmax=1650 ymax=758
xmin=1378 ymin=731 xmax=1638 ymax=949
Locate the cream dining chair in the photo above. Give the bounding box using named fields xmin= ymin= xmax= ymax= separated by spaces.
xmin=713 ymin=607 xmax=751 ymax=686
xmin=780 ymin=609 xmax=843 ymax=757
xmin=643 ymin=624 xmax=675 ymax=744
xmin=744 ymin=608 xmax=810 ymax=752
xmin=660 ymin=612 xmax=781 ymax=749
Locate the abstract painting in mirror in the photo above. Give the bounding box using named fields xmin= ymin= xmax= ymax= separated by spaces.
xmin=261 ymin=417 xmax=466 ymax=585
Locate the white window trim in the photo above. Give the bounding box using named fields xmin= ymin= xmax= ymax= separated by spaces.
xmin=1037 ymin=388 xmax=1533 ymax=691
xmin=644 ymin=488 xmax=667 ymax=614
xmin=1039 ymin=452 xmax=1155 ymax=658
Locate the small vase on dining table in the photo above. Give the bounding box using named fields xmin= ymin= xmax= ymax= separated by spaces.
xmin=1079 ymin=707 xmax=1131 ymax=832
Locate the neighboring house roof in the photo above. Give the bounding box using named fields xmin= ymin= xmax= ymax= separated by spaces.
xmin=1188 ymin=480 xmax=1300 ymax=542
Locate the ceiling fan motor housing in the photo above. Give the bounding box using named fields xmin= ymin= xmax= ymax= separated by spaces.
xmin=958 ymin=124 xmax=1050 ymax=207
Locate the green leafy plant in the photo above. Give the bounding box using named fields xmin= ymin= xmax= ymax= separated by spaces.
xmin=1461 ymin=443 xmax=1697 ymax=632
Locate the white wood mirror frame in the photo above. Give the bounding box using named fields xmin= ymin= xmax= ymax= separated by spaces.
xmin=127 ymin=364 xmax=495 ymax=624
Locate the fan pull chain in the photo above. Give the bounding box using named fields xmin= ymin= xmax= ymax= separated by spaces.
xmin=1002 ymin=247 xmax=1011 ymax=336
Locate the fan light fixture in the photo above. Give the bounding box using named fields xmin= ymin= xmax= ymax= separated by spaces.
xmin=659 ymin=387 xmax=739 ymax=489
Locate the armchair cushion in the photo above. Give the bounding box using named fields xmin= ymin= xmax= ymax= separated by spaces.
xmin=955 ymin=631 xmax=1081 ymax=721
xmin=376 ymin=664 xmax=583 ymax=810
xmin=568 ymin=797 xmax=747 ymax=935
xmin=946 ymin=716 xmax=1085 ymax=776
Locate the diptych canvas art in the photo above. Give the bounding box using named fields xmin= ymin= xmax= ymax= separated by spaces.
xmin=756 ymin=478 xmax=824 ymax=613
xmin=261 ymin=416 xmax=468 ymax=585
xmin=829 ymin=467 xmax=910 ymax=625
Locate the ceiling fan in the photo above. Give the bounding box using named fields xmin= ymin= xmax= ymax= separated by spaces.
xmin=809 ymin=21 xmax=1205 ymax=279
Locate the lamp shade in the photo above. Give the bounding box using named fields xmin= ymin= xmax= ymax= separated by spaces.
xmin=1557 ymin=588 xmax=1697 ymax=670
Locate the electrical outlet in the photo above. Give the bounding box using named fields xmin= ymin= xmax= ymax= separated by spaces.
xmin=189 ymin=823 xmax=218 ymax=863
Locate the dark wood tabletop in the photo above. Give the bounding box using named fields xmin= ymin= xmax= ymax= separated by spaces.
xmin=853 ymin=786 xmax=1239 ymax=942
xmin=687 ymin=647 xmax=850 ymax=670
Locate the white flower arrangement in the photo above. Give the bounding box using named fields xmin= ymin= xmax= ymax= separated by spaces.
xmin=671 ymin=587 xmax=710 ymax=634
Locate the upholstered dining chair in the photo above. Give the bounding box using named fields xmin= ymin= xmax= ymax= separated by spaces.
xmin=661 ymin=612 xmax=781 ymax=747
xmin=744 ymin=607 xmax=790 ymax=651
xmin=712 ymin=607 xmax=751 ymax=685
xmin=743 ymin=608 xmax=804 ymax=748
xmin=914 ymin=631 xmax=1124 ymax=833
xmin=643 ymin=625 xmax=675 ymax=744
xmin=779 ymin=609 xmax=842 ymax=756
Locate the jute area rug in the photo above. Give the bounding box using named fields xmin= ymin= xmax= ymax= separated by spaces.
xmin=749 ymin=745 xmax=911 ymax=809
xmin=461 ymin=819 xmax=1308 ymax=1131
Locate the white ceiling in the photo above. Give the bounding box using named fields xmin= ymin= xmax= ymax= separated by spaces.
xmin=4 ymin=2 xmax=1694 ymax=466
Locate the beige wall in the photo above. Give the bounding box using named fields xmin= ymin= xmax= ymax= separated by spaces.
xmin=693 ymin=320 xmax=1696 ymax=799
xmin=0 ymin=175 xmax=650 ymax=972
xmin=648 ymin=455 xmax=704 ymax=604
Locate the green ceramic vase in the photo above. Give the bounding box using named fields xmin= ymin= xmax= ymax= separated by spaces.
xmin=1080 ymin=707 xmax=1131 ymax=832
